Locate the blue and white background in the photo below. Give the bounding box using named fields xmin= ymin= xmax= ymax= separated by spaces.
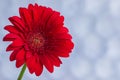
xmin=0 ymin=0 xmax=120 ymax=80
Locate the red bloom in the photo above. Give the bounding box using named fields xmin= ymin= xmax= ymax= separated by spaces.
xmin=3 ymin=4 xmax=74 ymax=76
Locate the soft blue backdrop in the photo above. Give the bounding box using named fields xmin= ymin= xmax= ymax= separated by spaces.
xmin=0 ymin=0 xmax=120 ymax=80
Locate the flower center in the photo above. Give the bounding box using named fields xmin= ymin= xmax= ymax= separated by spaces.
xmin=27 ymin=32 xmax=44 ymax=51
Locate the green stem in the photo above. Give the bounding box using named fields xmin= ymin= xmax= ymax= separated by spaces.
xmin=17 ymin=64 xmax=26 ymax=80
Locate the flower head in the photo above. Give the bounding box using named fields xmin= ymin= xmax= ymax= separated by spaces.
xmin=3 ymin=4 xmax=74 ymax=76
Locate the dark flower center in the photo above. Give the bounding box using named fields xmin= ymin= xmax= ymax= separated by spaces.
xmin=27 ymin=32 xmax=45 ymax=51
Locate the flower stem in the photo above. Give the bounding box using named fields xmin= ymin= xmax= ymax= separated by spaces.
xmin=17 ymin=64 xmax=26 ymax=80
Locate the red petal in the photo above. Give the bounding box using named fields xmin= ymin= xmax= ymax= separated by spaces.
xmin=34 ymin=54 xmax=43 ymax=76
xmin=66 ymin=40 xmax=74 ymax=49
xmin=37 ymin=6 xmax=46 ymax=32
xmin=19 ymin=8 xmax=32 ymax=31
xmin=57 ymin=16 xmax=64 ymax=25
xmin=26 ymin=52 xmax=35 ymax=74
xmin=10 ymin=48 xmax=21 ymax=61
xmin=35 ymin=63 xmax=43 ymax=76
xmin=47 ymin=54 xmax=62 ymax=67
xmin=46 ymin=11 xmax=60 ymax=26
xmin=55 ymin=27 xmax=69 ymax=34
xmin=12 ymin=38 xmax=24 ymax=46
xmin=4 ymin=25 xmax=19 ymax=33
xmin=6 ymin=43 xmax=21 ymax=51
xmin=26 ymin=60 xmax=34 ymax=74
xmin=45 ymin=49 xmax=70 ymax=57
xmin=15 ymin=49 xmax=25 ymax=68
xmin=28 ymin=4 xmax=39 ymax=29
xmin=47 ymin=39 xmax=74 ymax=52
xmin=6 ymin=39 xmax=24 ymax=51
xmin=28 ymin=4 xmax=34 ymax=19
xmin=45 ymin=12 xmax=64 ymax=33
xmin=54 ymin=50 xmax=70 ymax=57
xmin=57 ymin=52 xmax=70 ymax=57
xmin=16 ymin=59 xmax=24 ymax=68
xmin=26 ymin=54 xmax=43 ymax=76
xmin=26 ymin=51 xmax=32 ymax=59
xmin=9 ymin=16 xmax=25 ymax=32
xmin=28 ymin=4 xmax=34 ymax=10
xmin=34 ymin=4 xmax=39 ymax=23
xmin=16 ymin=48 xmax=25 ymax=61
xmin=3 ymin=33 xmax=19 ymax=41
xmin=53 ymin=33 xmax=72 ymax=39
xmin=41 ymin=7 xmax=54 ymax=31
xmin=40 ymin=55 xmax=54 ymax=73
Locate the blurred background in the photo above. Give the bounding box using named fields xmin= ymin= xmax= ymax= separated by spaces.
xmin=0 ymin=0 xmax=120 ymax=80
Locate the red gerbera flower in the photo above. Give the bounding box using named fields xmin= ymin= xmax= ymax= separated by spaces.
xmin=3 ymin=4 xmax=74 ymax=76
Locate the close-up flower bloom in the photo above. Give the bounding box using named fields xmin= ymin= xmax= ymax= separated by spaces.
xmin=3 ymin=3 xmax=74 ymax=77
